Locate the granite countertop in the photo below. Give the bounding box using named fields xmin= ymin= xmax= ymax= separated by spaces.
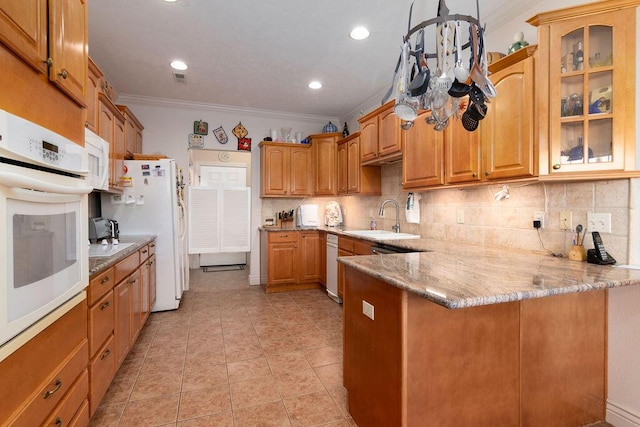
xmin=260 ymin=225 xmax=640 ymax=308
xmin=89 ymin=235 xmax=156 ymax=276
xmin=338 ymin=242 xmax=640 ymax=309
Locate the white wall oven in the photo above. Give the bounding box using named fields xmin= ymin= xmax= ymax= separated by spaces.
xmin=0 ymin=109 xmax=92 ymax=351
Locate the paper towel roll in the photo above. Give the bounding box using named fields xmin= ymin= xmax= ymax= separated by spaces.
xmin=405 ymin=193 xmax=421 ymax=224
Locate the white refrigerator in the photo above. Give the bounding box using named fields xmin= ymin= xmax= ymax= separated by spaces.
xmin=101 ymin=159 xmax=187 ymax=311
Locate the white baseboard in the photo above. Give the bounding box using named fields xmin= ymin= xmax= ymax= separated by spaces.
xmin=248 ymin=274 xmax=262 ymax=286
xmin=607 ymin=400 xmax=640 ymax=427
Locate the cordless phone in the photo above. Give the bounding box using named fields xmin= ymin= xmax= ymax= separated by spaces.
xmin=587 ymin=232 xmax=616 ymax=265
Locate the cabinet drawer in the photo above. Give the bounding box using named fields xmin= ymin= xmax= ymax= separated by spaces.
xmin=10 ymin=340 xmax=89 ymax=427
xmin=88 ymin=290 xmax=115 ymax=356
xmin=139 ymin=244 xmax=150 ymax=262
xmin=0 ymin=302 xmax=86 ymax=422
xmin=68 ymin=399 xmax=89 ymax=427
xmin=43 ymin=370 xmax=88 ymax=427
xmin=268 ymin=232 xmax=298 ymax=244
xmin=88 ymin=267 xmax=114 ymax=306
xmin=338 ymin=236 xmax=355 ymax=252
xmin=115 ymin=251 xmax=140 ymax=284
xmin=354 ymin=239 xmax=372 ymax=255
xmin=89 ymin=334 xmax=116 ymax=416
xmin=148 ymin=240 xmax=156 ymax=257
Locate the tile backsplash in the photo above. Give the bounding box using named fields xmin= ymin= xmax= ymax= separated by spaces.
xmin=262 ymin=163 xmax=631 ymax=263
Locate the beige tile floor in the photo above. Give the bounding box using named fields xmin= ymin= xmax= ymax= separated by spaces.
xmin=89 ymin=268 xmax=355 ymax=427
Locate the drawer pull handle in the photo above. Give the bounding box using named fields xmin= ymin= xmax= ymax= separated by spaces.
xmin=552 ymin=163 xmax=561 ymax=170
xmin=100 ymin=300 xmax=111 ymax=310
xmin=43 ymin=379 xmax=62 ymax=399
xmin=280 ymin=234 xmax=288 ymax=237
xmin=142 ymin=249 xmax=148 ymax=254
xmin=101 ymin=348 xmax=111 ymax=360
xmin=100 ymin=276 xmax=110 ymax=284
xmin=150 ymin=243 xmax=155 ymax=247
xmin=59 ymin=69 xmax=68 ymax=79
xmin=55 ymin=417 xmax=62 ymax=427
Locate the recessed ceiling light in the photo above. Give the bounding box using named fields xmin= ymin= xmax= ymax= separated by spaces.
xmin=349 ymin=26 xmax=370 ymax=40
xmin=308 ymin=81 xmax=322 ymax=89
xmin=163 ymin=0 xmax=178 ymax=3
xmin=170 ymin=60 xmax=188 ymax=71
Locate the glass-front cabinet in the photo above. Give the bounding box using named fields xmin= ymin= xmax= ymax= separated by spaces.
xmin=530 ymin=1 xmax=637 ymax=176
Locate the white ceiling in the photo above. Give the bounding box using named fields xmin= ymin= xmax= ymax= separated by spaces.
xmin=88 ymin=0 xmax=535 ymax=119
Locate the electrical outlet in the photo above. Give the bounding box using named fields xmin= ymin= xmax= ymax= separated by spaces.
xmin=362 ymin=300 xmax=375 ymax=320
xmin=456 ymin=209 xmax=464 ymax=224
xmin=587 ymin=212 xmax=612 ymax=233
xmin=560 ymin=211 xmax=573 ymax=230
xmin=534 ymin=211 xmax=546 ymax=228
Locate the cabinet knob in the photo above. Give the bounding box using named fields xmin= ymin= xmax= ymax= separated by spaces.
xmin=55 ymin=418 xmax=62 ymax=427
xmin=485 ymin=171 xmax=490 ymax=176
xmin=59 ymin=69 xmax=68 ymax=79
xmin=472 ymin=173 xmax=477 ymax=178
xmin=552 ymin=164 xmax=561 ymax=170
xmin=44 ymin=57 xmax=53 ymax=67
xmin=294 ymin=245 xmax=297 ymax=248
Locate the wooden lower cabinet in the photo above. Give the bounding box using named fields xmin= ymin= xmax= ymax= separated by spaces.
xmin=261 ymin=230 xmax=323 ymax=292
xmin=0 ymin=302 xmax=88 ymax=426
xmin=86 ymin=240 xmax=156 ymax=416
xmin=336 ymin=236 xmax=372 ymax=299
xmin=343 ymin=266 xmax=606 ymax=427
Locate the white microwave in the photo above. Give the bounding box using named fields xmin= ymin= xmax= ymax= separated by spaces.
xmin=0 ymin=110 xmax=92 ymax=351
xmin=85 ymin=129 xmax=109 ymax=191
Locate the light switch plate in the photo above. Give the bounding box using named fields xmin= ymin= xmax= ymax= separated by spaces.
xmin=362 ymin=300 xmax=375 ymax=320
xmin=587 ymin=212 xmax=612 ymax=233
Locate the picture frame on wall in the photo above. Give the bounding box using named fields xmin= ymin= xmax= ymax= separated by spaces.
xmin=213 ymin=126 xmax=228 ymax=144
xmin=188 ymin=133 xmax=204 ymax=148
xmin=237 ymin=137 xmax=251 ymax=151
xmin=193 ymin=120 xmax=208 ymax=135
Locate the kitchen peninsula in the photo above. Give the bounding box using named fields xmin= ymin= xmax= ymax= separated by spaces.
xmin=338 ymin=242 xmax=640 ymax=427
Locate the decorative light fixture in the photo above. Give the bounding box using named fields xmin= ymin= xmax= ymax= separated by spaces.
xmin=308 ymin=81 xmax=323 ymax=89
xmin=382 ymin=0 xmax=496 ymax=132
xmin=170 ymin=60 xmax=188 ymax=71
xmin=349 ymin=26 xmax=370 ymax=40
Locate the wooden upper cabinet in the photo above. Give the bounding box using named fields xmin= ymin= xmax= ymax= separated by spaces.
xmin=378 ymin=103 xmax=402 ymax=158
xmin=337 ymin=140 xmax=348 ymax=194
xmin=311 ymin=132 xmax=340 ymax=196
xmin=99 ymin=94 xmax=125 ymax=188
xmin=337 ymin=133 xmax=381 ymax=195
xmin=445 ymin=111 xmax=481 ymax=184
xmin=359 ymin=115 xmax=378 ymax=163
xmin=290 ymin=145 xmax=313 ymax=196
xmin=359 ymin=101 xmax=402 ymax=164
xmin=480 ymin=53 xmax=536 ymax=180
xmin=85 ymin=57 xmax=103 ymax=132
xmin=0 ymin=0 xmax=48 ymax=73
xmin=260 ymin=142 xmax=313 ymax=197
xmin=261 ymin=144 xmax=289 ymax=196
xmin=403 ymin=110 xmax=445 ymax=188
xmin=529 ymin=1 xmax=637 ymax=177
xmin=117 ymin=105 xmax=145 ymax=157
xmin=48 ymin=0 xmax=87 ymax=106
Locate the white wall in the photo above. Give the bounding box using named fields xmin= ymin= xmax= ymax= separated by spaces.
xmin=116 ymin=94 xmax=336 ymax=285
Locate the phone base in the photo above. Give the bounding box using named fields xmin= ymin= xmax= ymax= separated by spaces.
xmin=587 ymin=249 xmax=616 ymax=265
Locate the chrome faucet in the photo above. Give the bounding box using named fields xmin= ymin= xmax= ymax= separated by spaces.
xmin=379 ymin=199 xmax=400 ymax=233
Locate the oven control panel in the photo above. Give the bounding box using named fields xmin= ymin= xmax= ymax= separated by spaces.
xmin=0 ymin=109 xmax=88 ymax=175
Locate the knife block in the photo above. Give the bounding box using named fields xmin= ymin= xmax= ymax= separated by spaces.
xmin=568 ymin=245 xmax=586 ymax=261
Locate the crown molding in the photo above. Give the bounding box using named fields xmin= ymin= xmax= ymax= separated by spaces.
xmin=115 ymin=94 xmax=339 ymax=123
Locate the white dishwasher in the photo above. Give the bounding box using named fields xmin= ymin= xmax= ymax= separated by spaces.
xmin=326 ymin=234 xmax=341 ymax=303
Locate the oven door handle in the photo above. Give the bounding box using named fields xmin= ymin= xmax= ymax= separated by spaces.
xmin=0 ymin=171 xmax=93 ymax=195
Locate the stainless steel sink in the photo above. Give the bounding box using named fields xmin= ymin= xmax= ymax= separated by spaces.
xmin=342 ymin=230 xmax=421 ymax=240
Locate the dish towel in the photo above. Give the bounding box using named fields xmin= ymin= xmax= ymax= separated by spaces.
xmin=405 ymin=193 xmax=421 ymax=224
